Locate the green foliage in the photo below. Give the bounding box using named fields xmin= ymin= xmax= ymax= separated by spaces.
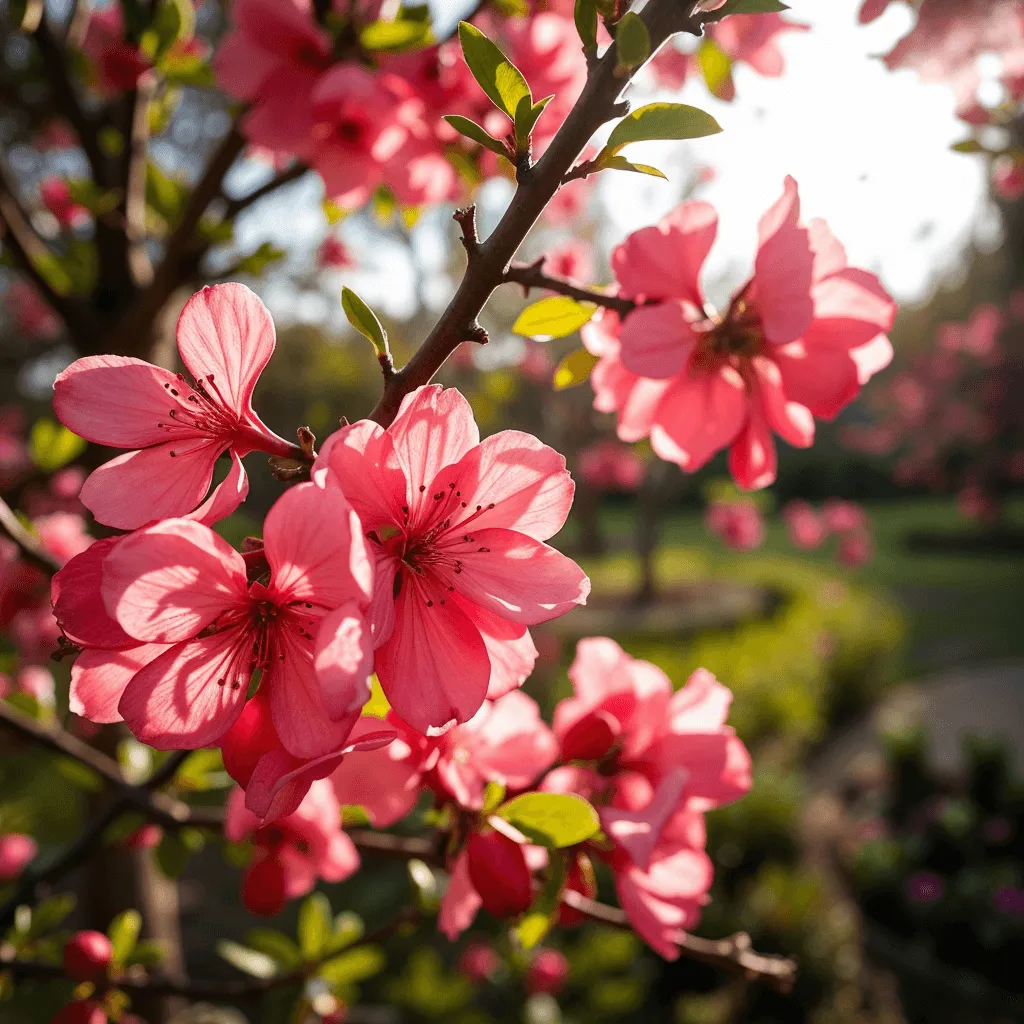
xmin=443 ymin=115 xmax=509 ymax=158
xmin=108 ymin=909 xmax=142 ymax=966
xmin=458 ymin=22 xmax=531 ymax=122
xmin=598 ymin=156 xmax=668 ymax=179
xmin=701 ymin=0 xmax=790 ymax=21
xmin=615 ymin=12 xmax=650 ymax=71
xmin=497 ymin=792 xmax=600 ymax=848
xmin=698 ymin=37 xmax=734 ymax=99
xmin=574 ymin=0 xmax=598 ymax=49
xmin=29 ymin=418 xmax=86 ymax=474
xmin=603 ymin=102 xmax=723 ymax=157
xmin=218 ymin=938 xmax=278 ymax=979
xmin=342 ymin=287 xmax=390 ymax=359
xmin=298 ymin=892 xmax=333 ymax=960
xmin=360 ymin=16 xmax=434 ymax=53
xmin=552 ymin=348 xmax=599 ymax=390
xmin=235 ymin=242 xmax=286 ymax=277
xmin=513 ymin=297 xmax=596 ymax=340
xmin=385 ymin=947 xmax=473 ymax=1017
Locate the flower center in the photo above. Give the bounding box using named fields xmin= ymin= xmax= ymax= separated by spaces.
xmin=694 ymin=293 xmax=765 ymax=371
xmin=155 ymin=371 xmax=241 ymax=452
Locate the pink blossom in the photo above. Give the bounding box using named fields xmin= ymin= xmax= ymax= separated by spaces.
xmin=6 ymin=280 xmax=60 ymax=339
xmin=33 ymin=513 xmax=92 ymax=565
xmin=994 ymin=155 xmax=1024 ymax=201
xmin=526 ymin=949 xmax=569 ymax=995
xmin=710 ymin=13 xmax=808 ymax=79
xmin=40 ymin=178 xmax=88 ymax=228
xmin=318 ymin=236 xmax=355 ymax=270
xmin=331 ymin=690 xmax=558 ymax=823
xmin=517 ymin=340 xmax=555 ymax=384
xmin=782 ymin=500 xmax=827 ymax=549
xmin=577 ymin=441 xmax=645 ymax=493
xmin=54 ymin=284 xmax=297 ymax=529
xmin=0 ymin=833 xmax=37 ymax=881
xmin=81 ymin=4 xmax=151 ymax=94
xmin=542 ymin=178 xmax=591 ymax=226
xmin=704 ymin=499 xmax=765 ymax=551
xmin=457 ymin=941 xmax=501 ymax=982
xmin=87 ymin=476 xmax=373 ymax=757
xmin=214 ymin=0 xmax=332 ymax=158
xmin=225 ymin=780 xmax=358 ymax=916
xmin=820 ymin=499 xmax=868 ymax=534
xmin=544 ymin=242 xmax=592 ymax=284
xmin=317 ymin=385 xmax=589 ymax=734
xmin=17 ymin=665 xmax=55 ymax=706
xmin=650 ymin=45 xmax=691 ymax=90
xmin=859 ymin=0 xmax=898 ymax=23
xmin=836 ymin=528 xmax=873 ymax=567
xmin=601 ymin=179 xmax=895 ymax=489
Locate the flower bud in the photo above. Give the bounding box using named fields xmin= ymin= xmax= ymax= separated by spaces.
xmin=62 ymin=930 xmax=113 ymax=982
xmin=457 ymin=940 xmax=501 ymax=983
xmin=221 ymin=691 xmax=277 ymax=789
xmin=50 ymin=1001 xmax=107 ymax=1024
xmin=241 ymin=852 xmax=288 ymax=917
xmin=0 ymin=833 xmax=37 ymax=881
xmin=526 ymin=949 xmax=569 ymax=996
xmin=560 ymin=710 xmax=619 ymax=762
xmin=466 ymin=830 xmax=533 ymax=920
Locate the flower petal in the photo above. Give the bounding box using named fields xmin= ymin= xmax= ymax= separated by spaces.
xmin=70 ymin=643 xmax=171 ymax=723
xmin=751 ymin=356 xmax=815 ymax=449
xmin=118 ymin=629 xmax=252 ymax=749
xmin=102 ymin=518 xmax=248 ymax=643
xmin=619 ymin=301 xmax=697 ymax=380
xmin=727 ymin=403 xmax=776 ymax=490
xmin=80 ymin=438 xmax=226 ymax=530
xmin=438 ymin=850 xmax=481 ymax=940
xmin=314 ymin=602 xmax=375 ymax=719
xmin=52 ymin=537 xmax=132 ymax=648
xmin=186 ymin=450 xmax=249 ymax=526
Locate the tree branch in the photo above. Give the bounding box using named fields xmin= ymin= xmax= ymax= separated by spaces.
xmin=367 ymin=0 xmax=703 ymax=427
xmin=561 ymin=891 xmax=798 ymax=994
xmin=503 ymin=257 xmax=636 ymax=317
xmin=0 ymin=496 xmax=62 ymax=573
xmin=222 ymin=163 xmax=310 ymax=220
xmin=124 ymin=72 xmax=158 ymax=288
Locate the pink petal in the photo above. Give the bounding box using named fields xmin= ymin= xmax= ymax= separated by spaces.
xmin=389 ymin=386 xmax=479 ymax=514
xmin=808 ymin=218 xmax=848 ymax=281
xmin=811 ymin=268 xmax=897 ymax=344
xmin=772 ymin=338 xmax=861 ymax=420
xmin=727 ymin=404 xmax=776 ymax=490
xmin=314 ymin=602 xmax=375 ymax=719
xmin=852 ymin=334 xmax=894 ymax=384
xmin=375 ymin=571 xmax=491 ymax=735
xmin=102 ymin=518 xmax=248 ymax=643
xmin=187 ymin=451 xmax=248 ymax=526
xmin=175 ymin=283 xmax=276 ymax=421
xmin=52 ymin=537 xmax=132 ymax=648
xmin=611 ymin=201 xmax=716 ymax=305
xmin=70 ymin=643 xmax=171 ymax=723
xmin=245 ymin=747 xmax=347 ymax=822
xmin=650 ymin=365 xmax=747 ymax=470
xmin=80 ymin=438 xmax=226 ymax=530
xmin=602 ymin=769 xmax=689 ymax=871
xmin=463 ymin=690 xmax=558 ymax=791
xmin=753 ymin=176 xmax=814 ymax=344
xmin=751 ymin=356 xmax=815 ymax=449
xmin=442 ymin=528 xmax=590 ymax=625
xmin=666 ymin=668 xmax=732 ymax=731
xmin=118 ymin=629 xmax=252 ymax=749
xmin=440 ymin=430 xmax=575 ymax=542
xmin=452 ymin=596 xmax=538 ymax=699
xmin=619 ymin=302 xmax=697 ymax=380
xmin=264 ymin=479 xmax=373 ymax=608
xmin=53 ymin=355 xmax=191 ymax=448
xmin=438 ymin=850 xmax=481 ymax=940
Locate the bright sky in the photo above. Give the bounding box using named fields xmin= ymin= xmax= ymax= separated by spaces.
xmin=236 ymin=0 xmax=998 ymax=328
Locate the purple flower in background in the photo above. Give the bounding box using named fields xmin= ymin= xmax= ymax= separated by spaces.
xmin=993 ymin=885 xmax=1024 ymax=915
xmin=906 ymin=871 xmax=945 ymax=904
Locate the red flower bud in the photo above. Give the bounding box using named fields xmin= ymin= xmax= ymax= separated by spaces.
xmin=557 ymin=852 xmax=597 ymax=927
xmin=526 ymin=949 xmax=570 ymax=996
xmin=119 ymin=824 xmax=163 ymax=850
xmin=221 ymin=691 xmax=277 ymax=789
xmin=241 ymin=852 xmax=288 ymax=917
xmin=457 ymin=940 xmax=501 ymax=983
xmin=466 ymin=830 xmax=533 ymax=920
xmin=50 ymin=1002 xmax=107 ymax=1024
xmin=559 ymin=710 xmax=620 ymax=762
xmin=62 ymin=931 xmax=112 ymax=982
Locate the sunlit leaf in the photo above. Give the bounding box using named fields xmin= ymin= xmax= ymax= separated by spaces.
xmin=698 ymin=37 xmax=734 ymax=100
xmin=298 ymin=892 xmax=332 ymax=960
xmin=341 ymin=287 xmax=389 ymax=358
xmin=513 ymin=296 xmax=596 ymax=340
xmin=553 ymin=348 xmax=600 ymax=390
xmin=600 ymin=156 xmax=668 ymax=179
xmin=218 ymin=940 xmax=278 ymax=979
xmin=30 ymin=418 xmax=86 ymax=473
xmin=701 ymin=0 xmax=789 ymax=20
xmin=574 ymin=0 xmax=598 ymax=49
xmin=458 ymin=22 xmax=531 ymax=121
xmin=605 ymin=102 xmax=722 ymax=156
xmin=108 ymin=909 xmax=142 ymax=965
xmin=496 ymin=792 xmax=600 ymax=847
xmin=443 ymin=115 xmax=509 ymax=158
xmin=360 ymin=18 xmax=433 ymax=52
xmin=615 ymin=12 xmax=650 ymax=69
xmin=318 ymin=946 xmax=386 ymax=986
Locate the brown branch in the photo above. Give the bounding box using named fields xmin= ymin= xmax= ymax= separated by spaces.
xmin=367 ymin=0 xmax=703 ymax=427
xmin=0 ymin=496 xmax=62 ymax=573
xmin=503 ymin=257 xmax=636 ymax=317
xmin=561 ymin=890 xmax=797 ymax=994
xmin=222 ymin=163 xmax=310 ymax=220
xmin=124 ymin=72 xmax=158 ymax=288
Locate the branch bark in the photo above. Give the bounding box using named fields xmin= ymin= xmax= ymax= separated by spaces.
xmin=367 ymin=0 xmax=703 ymax=427
xmin=222 ymin=163 xmax=311 ymax=220
xmin=503 ymin=257 xmax=636 ymax=317
xmin=0 ymin=496 xmax=63 ymax=573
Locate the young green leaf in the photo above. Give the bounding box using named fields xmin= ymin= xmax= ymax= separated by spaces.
xmin=318 ymin=946 xmax=387 ymax=986
xmin=512 ymin=296 xmax=597 ymax=340
xmin=25 ymin=894 xmax=76 ymax=939
xmin=574 ymin=0 xmax=598 ymax=49
xmin=443 ymin=115 xmax=509 ymax=158
xmin=218 ymin=940 xmax=278 ymax=979
xmin=342 ymin=286 xmax=390 ymax=359
xmin=108 ymin=910 xmax=142 ymax=965
xmin=600 ymin=156 xmax=668 ymax=179
xmin=360 ymin=18 xmax=433 ymax=53
xmin=245 ymin=928 xmax=302 ymax=970
xmin=496 ymin=792 xmax=600 ymax=848
xmin=615 ymin=12 xmax=651 ymax=69
xmin=30 ymin=418 xmax=86 ymax=472
xmin=605 ymin=102 xmax=722 ymax=156
xmin=697 ymin=37 xmax=734 ymax=100
xmin=514 ymin=851 xmax=566 ymax=950
xmin=514 ymin=94 xmax=553 ymax=151
xmin=951 ymin=139 xmax=985 ymax=154
xmin=701 ymin=0 xmax=790 ymax=21
xmin=298 ymin=892 xmax=332 ymax=960
xmin=458 ymin=22 xmax=531 ymax=121
xmin=553 ymin=348 xmax=600 ymax=390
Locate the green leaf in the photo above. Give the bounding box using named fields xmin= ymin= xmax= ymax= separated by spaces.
xmin=514 ymin=95 xmax=553 ymax=151
xmin=108 ymin=910 xmax=142 ymax=965
xmin=700 ymin=0 xmax=790 ymax=21
xmin=154 ymin=832 xmax=192 ymax=878
xmin=318 ymin=946 xmax=386 ymax=987
xmin=514 ymin=851 xmax=565 ymax=950
xmin=324 ymin=912 xmax=364 ymax=956
xmin=496 ymin=792 xmax=600 ymax=848
xmin=457 ymin=22 xmax=531 ymax=121
xmin=245 ymin=928 xmax=302 ymax=969
xmin=159 ymin=50 xmax=215 ymax=87
xmin=482 ymin=780 xmax=506 ymax=813
xmin=952 ymin=138 xmax=984 ymax=153
xmin=574 ymin=0 xmax=598 ymax=49
xmin=26 ymin=894 xmax=76 ymax=939
xmin=124 ymin=939 xmax=165 ymax=968
xmin=145 ymin=161 xmax=188 ymax=230
xmin=615 ymin=12 xmax=650 ymax=69
xmin=407 ymin=859 xmax=440 ymax=912
xmin=235 ymin=241 xmax=285 ymax=277
xmin=600 ymin=156 xmax=668 ymax=179
xmin=30 ymin=418 xmax=86 ymax=473
xmin=443 ymin=115 xmax=509 ymax=158
xmin=145 ymin=0 xmax=195 ymax=59
xmin=360 ymin=18 xmax=433 ymax=53
xmin=218 ymin=940 xmax=278 ymax=980
xmin=341 ymin=287 xmax=390 ymax=359
xmin=697 ymin=38 xmax=733 ymax=99
xmin=512 ymin=296 xmax=597 ymax=340
xmin=605 ymin=102 xmax=723 ymax=156
xmin=553 ymin=348 xmax=600 ymax=390
xmin=298 ymin=892 xmax=332 ymax=960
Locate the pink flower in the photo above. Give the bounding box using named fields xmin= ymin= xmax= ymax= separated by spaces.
xmin=81 ymin=4 xmax=151 ymax=94
xmin=225 ymin=780 xmax=358 ymax=916
xmin=577 ymin=441 xmax=645 ymax=493
xmin=318 ymin=236 xmax=355 ymax=270
xmin=994 ymin=155 xmax=1024 ymax=201
xmin=40 ymin=178 xmax=88 ymax=228
xmin=33 ymin=513 xmax=92 ymax=565
xmin=710 ymin=13 xmax=808 ymax=79
xmin=782 ymin=500 xmax=827 ymax=549
xmin=331 ymin=690 xmax=558 ymax=824
xmin=54 ymin=284 xmax=297 ymax=529
xmin=92 ymin=476 xmax=373 ymax=756
xmin=820 ymin=499 xmax=868 ymax=533
xmin=836 ymin=528 xmax=873 ymax=567
xmin=526 ymin=949 xmax=569 ymax=995
xmin=859 ymin=0 xmax=898 ymax=23
xmin=457 ymin=941 xmax=501 ymax=983
xmin=601 ymin=178 xmax=895 ymax=489
xmin=17 ymin=665 xmax=55 ymax=706
xmin=704 ymin=499 xmax=765 ymax=551
xmin=6 ymin=280 xmax=60 ymax=339
xmin=214 ymin=0 xmax=332 ymax=158
xmin=543 ymin=242 xmax=592 ymax=284
xmin=318 ymin=384 xmax=589 ymax=734
xmin=0 ymin=833 xmax=37 ymax=881
xmin=650 ymin=45 xmax=691 ymax=90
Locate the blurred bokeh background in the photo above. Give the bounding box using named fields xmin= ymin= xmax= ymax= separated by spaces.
xmin=1 ymin=0 xmax=1023 ymax=1021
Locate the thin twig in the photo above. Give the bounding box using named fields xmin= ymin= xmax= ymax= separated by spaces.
xmin=222 ymin=163 xmax=310 ymax=220
xmin=0 ymin=495 xmax=62 ymax=573
xmin=124 ymin=71 xmax=157 ymax=288
xmin=367 ymin=0 xmax=704 ymax=427
xmin=503 ymin=257 xmax=636 ymax=317
xmin=561 ymin=890 xmax=798 ymax=993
